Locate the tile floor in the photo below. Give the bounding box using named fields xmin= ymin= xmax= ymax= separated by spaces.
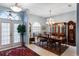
xmin=26 ymin=44 xmax=77 ymax=56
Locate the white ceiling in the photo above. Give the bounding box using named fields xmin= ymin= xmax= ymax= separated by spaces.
xmin=0 ymin=3 xmax=76 ymax=17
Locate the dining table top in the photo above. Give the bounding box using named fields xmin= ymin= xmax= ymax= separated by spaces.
xmin=38 ymin=34 xmax=65 ymax=41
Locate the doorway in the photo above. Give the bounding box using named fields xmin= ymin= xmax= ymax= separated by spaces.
xmin=0 ymin=19 xmax=22 ymax=49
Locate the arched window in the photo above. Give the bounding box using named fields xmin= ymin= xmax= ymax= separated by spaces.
xmin=0 ymin=12 xmax=8 ymax=19
xmin=32 ymin=22 xmax=41 ymax=35
xmin=0 ymin=11 xmax=21 ymax=20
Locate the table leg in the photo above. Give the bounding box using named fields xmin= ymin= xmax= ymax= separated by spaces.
xmin=58 ymin=42 xmax=61 ymax=55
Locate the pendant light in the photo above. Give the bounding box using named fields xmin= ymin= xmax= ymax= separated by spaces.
xmin=46 ymin=9 xmax=55 ymax=25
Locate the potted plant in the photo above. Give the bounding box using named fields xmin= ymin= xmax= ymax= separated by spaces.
xmin=17 ymin=24 xmax=26 ymax=46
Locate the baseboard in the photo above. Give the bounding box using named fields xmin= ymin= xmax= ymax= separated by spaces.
xmin=0 ymin=45 xmax=21 ymax=51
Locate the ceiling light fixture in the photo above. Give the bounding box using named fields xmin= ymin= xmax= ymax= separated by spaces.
xmin=10 ymin=3 xmax=22 ymax=12
xmin=46 ymin=9 xmax=55 ymax=25
xmin=46 ymin=9 xmax=55 ymax=33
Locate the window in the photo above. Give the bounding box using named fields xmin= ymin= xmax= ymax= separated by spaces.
xmin=32 ymin=22 xmax=41 ymax=35
xmin=0 ymin=12 xmax=8 ymax=19
xmin=0 ymin=11 xmax=22 ymax=47
xmin=2 ymin=23 xmax=10 ymax=45
xmin=0 ymin=11 xmax=21 ymax=20
xmin=13 ymin=24 xmax=20 ymax=43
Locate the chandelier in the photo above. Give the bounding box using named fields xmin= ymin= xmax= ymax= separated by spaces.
xmin=46 ymin=9 xmax=55 ymax=25
xmin=10 ymin=3 xmax=22 ymax=12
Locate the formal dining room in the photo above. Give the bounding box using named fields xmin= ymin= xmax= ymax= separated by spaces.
xmin=0 ymin=3 xmax=77 ymax=56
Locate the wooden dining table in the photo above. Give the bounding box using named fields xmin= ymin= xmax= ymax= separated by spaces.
xmin=38 ymin=33 xmax=66 ymax=53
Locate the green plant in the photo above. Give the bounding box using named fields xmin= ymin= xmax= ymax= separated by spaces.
xmin=17 ymin=24 xmax=26 ymax=46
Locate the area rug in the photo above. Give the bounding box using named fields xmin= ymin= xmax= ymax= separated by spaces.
xmin=0 ymin=46 xmax=39 ymax=56
xmin=35 ymin=42 xmax=68 ymax=56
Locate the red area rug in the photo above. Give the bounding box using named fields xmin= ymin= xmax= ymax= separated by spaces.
xmin=0 ymin=46 xmax=39 ymax=56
